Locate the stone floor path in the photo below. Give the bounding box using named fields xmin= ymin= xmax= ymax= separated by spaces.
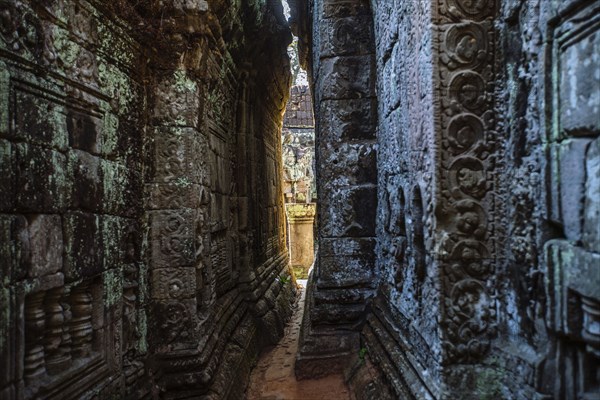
xmin=246 ymin=281 xmax=353 ymax=400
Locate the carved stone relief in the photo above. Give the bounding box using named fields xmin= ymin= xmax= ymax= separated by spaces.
xmin=436 ymin=0 xmax=498 ymax=365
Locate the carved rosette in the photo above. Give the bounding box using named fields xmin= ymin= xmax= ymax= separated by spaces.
xmin=435 ymin=0 xmax=498 ymax=364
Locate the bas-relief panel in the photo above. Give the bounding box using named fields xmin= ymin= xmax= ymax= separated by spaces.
xmin=433 ymin=0 xmax=499 ymax=366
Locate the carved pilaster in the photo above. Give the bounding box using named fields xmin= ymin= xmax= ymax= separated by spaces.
xmin=435 ymin=0 xmax=498 ymax=365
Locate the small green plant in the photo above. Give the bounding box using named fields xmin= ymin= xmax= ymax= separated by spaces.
xmin=278 ymin=275 xmax=290 ymax=284
xmin=358 ymin=347 xmax=368 ymax=362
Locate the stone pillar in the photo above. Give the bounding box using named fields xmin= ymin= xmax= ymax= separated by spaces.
xmin=295 ymin=0 xmax=378 ymax=379
xmin=286 ymin=203 xmax=316 ymax=277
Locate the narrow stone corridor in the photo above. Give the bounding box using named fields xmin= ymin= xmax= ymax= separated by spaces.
xmin=246 ymin=281 xmax=352 ymax=400
xmin=2 ymin=0 xmax=599 ymax=399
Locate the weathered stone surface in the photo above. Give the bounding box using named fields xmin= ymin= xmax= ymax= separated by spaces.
xmin=13 ymin=90 xmax=68 ymax=151
xmin=319 ymin=15 xmax=374 ymax=58
xmin=559 ymin=27 xmax=600 ymax=135
xmin=295 ymin=0 xmax=379 ymax=380
xmin=583 ymin=137 xmax=600 ymax=252
xmin=319 ymin=185 xmax=377 ymax=238
xmin=317 ymin=238 xmax=375 ymax=288
xmin=318 ymin=56 xmax=376 ymax=100
xmin=286 ymin=203 xmax=316 ymax=275
xmin=3 ymin=0 xmax=599 ymax=398
xmin=0 ymin=139 xmax=16 ymax=210
xmin=293 ymin=0 xmax=600 ymax=398
xmin=63 ymin=212 xmax=103 ymax=280
xmin=0 ymin=214 xmax=28 ymax=281
xmin=68 ymin=149 xmax=102 ymax=212
xmin=319 ymin=99 xmax=377 ymax=141
xmin=15 ymin=143 xmax=68 ymax=213
xmin=25 ymin=215 xmax=62 ymax=279
xmin=2 ymin=0 xmax=295 ymax=397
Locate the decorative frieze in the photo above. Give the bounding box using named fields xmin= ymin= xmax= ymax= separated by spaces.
xmin=435 ymin=0 xmax=498 ymax=364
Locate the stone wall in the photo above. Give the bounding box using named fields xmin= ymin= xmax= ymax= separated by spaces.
xmin=362 ymin=0 xmax=440 ymax=397
xmin=0 ymin=1 xmax=295 ymax=399
xmin=293 ymin=0 xmax=600 ymax=398
xmin=494 ymin=1 xmax=600 ymax=398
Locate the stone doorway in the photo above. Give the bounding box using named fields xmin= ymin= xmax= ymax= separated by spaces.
xmin=282 ymin=85 xmax=317 ymax=280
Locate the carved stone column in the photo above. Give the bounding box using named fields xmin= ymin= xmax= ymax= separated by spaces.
xmin=286 ymin=203 xmax=316 ymax=277
xmin=296 ymin=0 xmax=378 ymax=379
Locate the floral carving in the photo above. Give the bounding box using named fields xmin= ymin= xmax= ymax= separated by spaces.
xmin=437 ymin=0 xmax=497 ymax=364
xmin=159 ymin=301 xmax=190 ymax=344
xmin=448 ymin=157 xmax=487 ymax=199
xmin=448 ymin=71 xmax=487 ymax=112
xmin=442 ymin=22 xmax=488 ymax=70
xmin=447 ymin=114 xmax=485 ymax=154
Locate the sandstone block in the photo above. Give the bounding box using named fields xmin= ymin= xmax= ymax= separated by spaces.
xmin=319 ymin=56 xmax=376 ymax=100
xmin=101 ymin=158 xmax=139 ymax=217
xmin=558 ymin=138 xmax=590 ymax=242
xmin=317 ymin=238 xmax=376 ymax=289
xmin=0 ymin=214 xmax=28 ymax=281
xmin=26 ymin=214 xmax=62 ymax=278
xmin=319 ymin=185 xmax=377 ymax=237
xmin=320 ymin=15 xmax=374 ymax=57
xmin=14 ymin=90 xmax=68 ymax=151
xmin=149 ymin=210 xmax=196 ymax=269
xmin=63 ymin=212 xmax=103 ymax=280
xmin=67 ymin=110 xmax=102 ymax=154
xmin=319 ymin=142 xmax=377 ymax=187
xmin=320 ymin=99 xmax=377 ymax=141
xmin=68 ymin=149 xmax=102 ymax=212
xmin=16 ymin=143 xmax=68 ymax=213
xmin=559 ymin=30 xmax=600 ymax=135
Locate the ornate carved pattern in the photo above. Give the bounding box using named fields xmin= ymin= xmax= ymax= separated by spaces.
xmin=150 ymin=210 xmax=196 ymax=269
xmin=158 ymin=301 xmax=191 ymax=344
xmin=0 ymin=1 xmax=41 ymax=54
xmin=440 ymin=0 xmax=495 ymax=22
xmin=436 ymin=0 xmax=497 ymax=364
xmin=152 ymin=268 xmax=195 ymax=300
xmin=0 ymin=0 xmax=57 ymax=66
